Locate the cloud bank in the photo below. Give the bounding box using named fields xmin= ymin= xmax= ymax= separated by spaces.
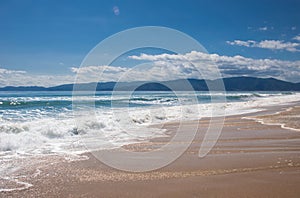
xmin=129 ymin=51 xmax=300 ymax=82
xmin=227 ymin=36 xmax=300 ymax=52
xmin=0 ymin=67 xmax=74 ymax=87
xmin=1 ymin=50 xmax=300 ymax=87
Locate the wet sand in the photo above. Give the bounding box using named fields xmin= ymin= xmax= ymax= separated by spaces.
xmin=2 ymin=102 xmax=300 ymax=197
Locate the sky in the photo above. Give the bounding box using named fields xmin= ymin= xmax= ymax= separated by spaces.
xmin=0 ymin=0 xmax=300 ymax=86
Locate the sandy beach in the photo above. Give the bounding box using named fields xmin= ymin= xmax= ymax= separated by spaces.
xmin=2 ymin=102 xmax=300 ymax=198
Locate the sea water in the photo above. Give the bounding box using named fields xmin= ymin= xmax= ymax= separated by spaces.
xmin=0 ymin=91 xmax=299 ymax=191
xmin=0 ymin=91 xmax=298 ymax=155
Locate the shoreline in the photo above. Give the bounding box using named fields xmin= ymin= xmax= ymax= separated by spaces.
xmin=244 ymin=105 xmax=300 ymax=132
xmin=2 ymin=100 xmax=300 ymax=197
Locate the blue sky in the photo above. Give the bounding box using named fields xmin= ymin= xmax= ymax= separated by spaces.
xmin=0 ymin=0 xmax=300 ymax=86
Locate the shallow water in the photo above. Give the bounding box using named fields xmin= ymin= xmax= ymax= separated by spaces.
xmin=0 ymin=91 xmax=299 ymax=191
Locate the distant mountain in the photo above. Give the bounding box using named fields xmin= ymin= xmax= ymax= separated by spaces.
xmin=0 ymin=77 xmax=300 ymax=91
xmin=0 ymin=86 xmax=48 ymax=91
xmin=222 ymin=77 xmax=300 ymax=91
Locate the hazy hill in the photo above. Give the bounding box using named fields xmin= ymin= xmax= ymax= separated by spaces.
xmin=1 ymin=77 xmax=299 ymax=91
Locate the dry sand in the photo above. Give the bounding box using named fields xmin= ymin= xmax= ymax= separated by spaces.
xmin=2 ymin=102 xmax=300 ymax=197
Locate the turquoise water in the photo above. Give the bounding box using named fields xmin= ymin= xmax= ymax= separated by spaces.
xmin=0 ymin=90 xmax=299 ymax=192
xmin=0 ymin=90 xmax=292 ymax=111
xmin=0 ymin=91 xmax=296 ymax=154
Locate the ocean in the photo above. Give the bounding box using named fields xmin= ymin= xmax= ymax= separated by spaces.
xmin=0 ymin=91 xmax=299 ymax=191
xmin=0 ymin=91 xmax=298 ymax=155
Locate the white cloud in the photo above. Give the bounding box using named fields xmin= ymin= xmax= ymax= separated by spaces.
xmin=72 ymin=62 xmax=207 ymax=83
xmin=259 ymin=26 xmax=268 ymax=31
xmin=0 ymin=67 xmax=26 ymax=75
xmin=257 ymin=40 xmax=299 ymax=52
xmin=112 ymin=6 xmax=120 ymax=16
xmin=0 ymin=67 xmax=74 ymax=87
xmin=71 ymin=65 xmax=130 ymax=82
xmin=226 ymin=40 xmax=255 ymax=47
xmin=1 ymin=50 xmax=300 ymax=87
xmin=71 ymin=65 xmax=127 ymax=74
xmin=130 ymin=51 xmax=300 ymax=82
xmin=293 ymin=34 xmax=300 ymax=42
xmin=227 ymin=39 xmax=300 ymax=52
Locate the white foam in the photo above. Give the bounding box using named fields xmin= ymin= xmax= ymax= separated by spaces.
xmin=0 ymin=92 xmax=299 ymax=193
xmin=0 ymin=177 xmax=33 ymax=192
xmin=0 ymin=93 xmax=299 ymax=156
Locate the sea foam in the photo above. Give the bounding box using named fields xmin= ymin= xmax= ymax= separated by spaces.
xmin=0 ymin=91 xmax=299 ymax=191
